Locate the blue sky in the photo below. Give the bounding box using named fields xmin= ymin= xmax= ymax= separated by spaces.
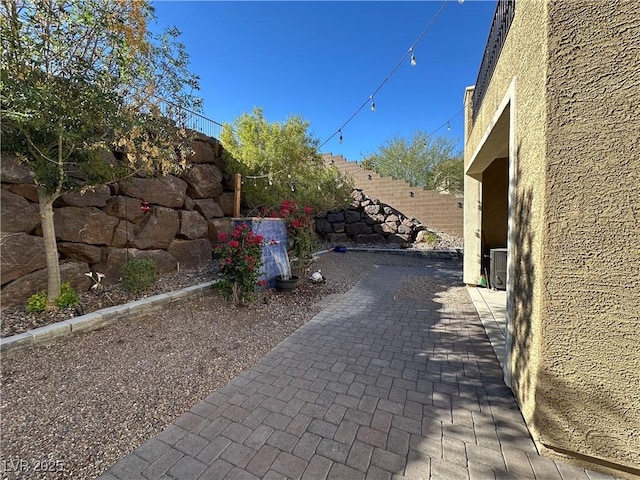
xmin=151 ymin=1 xmax=496 ymax=162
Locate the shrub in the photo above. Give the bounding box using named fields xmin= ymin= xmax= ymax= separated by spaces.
xmin=121 ymin=259 xmax=158 ymax=293
xmin=26 ymin=290 xmax=48 ymax=313
xmin=214 ymin=223 xmax=264 ymax=306
xmin=56 ymin=282 xmax=79 ymax=309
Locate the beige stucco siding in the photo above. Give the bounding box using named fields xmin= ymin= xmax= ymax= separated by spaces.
xmin=538 ymin=0 xmax=640 ymax=472
xmin=464 ymin=0 xmax=549 ymax=431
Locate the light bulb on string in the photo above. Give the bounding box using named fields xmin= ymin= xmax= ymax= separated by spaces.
xmin=339 ymin=130 xmax=343 ymax=144
xmin=409 ymin=47 xmax=417 ymax=67
xmin=447 ymin=122 xmax=451 ymax=131
xmin=370 ymin=96 xmax=375 ymax=112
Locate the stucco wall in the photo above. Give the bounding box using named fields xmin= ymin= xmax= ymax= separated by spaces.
xmin=464 ymin=0 xmax=549 ymax=435
xmin=538 ymin=0 xmax=640 ymax=474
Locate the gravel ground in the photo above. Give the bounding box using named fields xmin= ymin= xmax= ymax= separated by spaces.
xmin=0 ymin=248 xmax=462 ymax=480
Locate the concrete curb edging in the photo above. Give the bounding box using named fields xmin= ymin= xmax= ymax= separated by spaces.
xmin=0 ymin=281 xmax=218 ymax=355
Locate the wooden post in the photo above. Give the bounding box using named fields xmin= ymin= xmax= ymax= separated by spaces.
xmin=234 ymin=173 xmax=241 ymax=217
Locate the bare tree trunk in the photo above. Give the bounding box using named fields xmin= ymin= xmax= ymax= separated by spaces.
xmin=38 ymin=192 xmax=61 ymax=307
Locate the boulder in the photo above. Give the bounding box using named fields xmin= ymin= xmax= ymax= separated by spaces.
xmin=344 ymin=210 xmax=362 ymax=223
xmin=364 ymin=204 xmax=381 ymax=215
xmin=194 ymin=198 xmax=224 ymax=219
xmin=327 ymin=212 xmax=345 ymax=223
xmin=216 ymin=193 xmax=236 ymax=216
xmin=373 ymin=223 xmax=396 ymax=234
xmin=58 ymin=242 xmax=103 ymax=264
xmin=0 ymin=233 xmax=46 ymax=285
xmin=182 ymin=164 xmax=223 ymax=199
xmin=208 ymin=218 xmax=233 ymax=244
xmin=0 ymin=261 xmax=91 ymax=308
xmin=354 ymin=233 xmax=385 ymax=244
xmin=346 ymin=222 xmax=371 ymax=235
xmin=1 ymin=189 xmax=40 ymax=233
xmin=118 ymin=175 xmax=187 ymax=208
xmin=332 ymin=222 xmax=346 ymax=233
xmin=168 ymin=238 xmax=212 ymax=271
xmin=179 ymin=210 xmax=208 ymax=239
xmin=131 ymin=207 xmax=179 ymax=250
xmin=110 ymin=219 xmax=137 ymax=248
xmin=387 ymin=234 xmax=411 ymax=244
xmin=325 ymin=233 xmax=350 ymax=243
xmin=104 ymin=196 xmax=146 ymax=223
xmin=188 ymin=139 xmax=216 ymax=164
xmin=54 ymin=207 xmax=118 ymax=245
xmin=315 ymin=218 xmax=332 ymax=234
xmin=3 ymin=183 xmax=39 ymax=202
xmin=0 ymin=154 xmax=34 ymax=184
xmin=56 ymin=186 xmax=111 ymax=207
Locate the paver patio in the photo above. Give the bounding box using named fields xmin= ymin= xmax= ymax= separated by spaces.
xmin=99 ymin=260 xmax=618 ymax=480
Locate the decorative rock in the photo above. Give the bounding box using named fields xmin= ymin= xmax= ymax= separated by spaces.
xmin=373 ymin=223 xmax=396 ymax=234
xmin=1 ymin=189 xmax=40 ymax=233
xmin=194 ymin=198 xmax=224 ymax=219
xmin=54 ymin=207 xmax=119 ymax=245
xmin=182 ymin=164 xmax=223 ymax=199
xmin=104 ymin=196 xmax=145 ymax=223
xmin=0 ymin=261 xmax=91 ymax=307
xmin=168 ymin=238 xmax=212 ymax=271
xmin=0 ymin=233 xmax=46 ymax=285
xmin=0 ymin=154 xmax=34 ymax=184
xmin=118 ymin=175 xmax=187 ymax=209
xmin=387 ymin=234 xmax=411 ymax=244
xmin=58 ymin=242 xmax=103 ymax=264
xmin=131 ymin=207 xmax=179 ymax=250
xmin=179 ymin=210 xmax=208 ymax=239
xmin=56 ymin=186 xmax=111 ymax=207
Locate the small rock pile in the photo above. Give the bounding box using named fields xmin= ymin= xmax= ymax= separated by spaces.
xmin=315 ymin=189 xmax=447 ymax=246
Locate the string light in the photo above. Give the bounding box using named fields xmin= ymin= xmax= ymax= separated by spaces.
xmin=319 ymin=1 xmax=451 ymax=149
xmin=370 ymin=96 xmax=375 ymax=112
xmin=447 ymin=121 xmax=451 ymax=131
xmin=409 ymin=47 xmax=417 ymax=67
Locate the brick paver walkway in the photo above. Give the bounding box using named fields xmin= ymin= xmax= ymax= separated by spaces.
xmin=100 ymin=262 xmax=616 ymax=480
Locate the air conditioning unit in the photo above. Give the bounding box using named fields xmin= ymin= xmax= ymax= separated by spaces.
xmin=490 ymin=248 xmax=507 ymax=290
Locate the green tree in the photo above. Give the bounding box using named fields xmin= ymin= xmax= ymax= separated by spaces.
xmin=429 ymin=157 xmax=464 ymax=195
xmin=1 ymin=0 xmax=201 ymax=305
xmin=361 ymin=130 xmax=462 ymax=192
xmin=220 ymin=107 xmax=353 ymax=213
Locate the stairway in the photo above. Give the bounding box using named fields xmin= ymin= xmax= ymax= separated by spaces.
xmin=323 ymin=153 xmax=463 ymax=237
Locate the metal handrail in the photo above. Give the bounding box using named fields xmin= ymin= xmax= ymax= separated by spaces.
xmin=155 ymin=96 xmax=224 ymax=139
xmin=472 ymin=0 xmax=516 ymax=119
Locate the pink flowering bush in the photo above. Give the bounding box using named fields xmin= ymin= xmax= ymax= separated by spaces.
xmin=214 ymin=223 xmax=264 ymax=305
xmin=272 ymin=200 xmax=317 ymax=277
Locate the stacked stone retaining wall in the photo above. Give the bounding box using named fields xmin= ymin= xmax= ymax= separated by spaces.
xmin=323 ymin=153 xmax=463 ymax=237
xmin=1 ymin=133 xmax=234 ymax=308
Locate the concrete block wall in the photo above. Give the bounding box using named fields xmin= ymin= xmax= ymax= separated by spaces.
xmin=323 ymin=154 xmax=463 ymax=237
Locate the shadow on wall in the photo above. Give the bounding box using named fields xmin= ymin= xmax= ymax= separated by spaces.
xmin=510 ymin=178 xmax=535 ymax=413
